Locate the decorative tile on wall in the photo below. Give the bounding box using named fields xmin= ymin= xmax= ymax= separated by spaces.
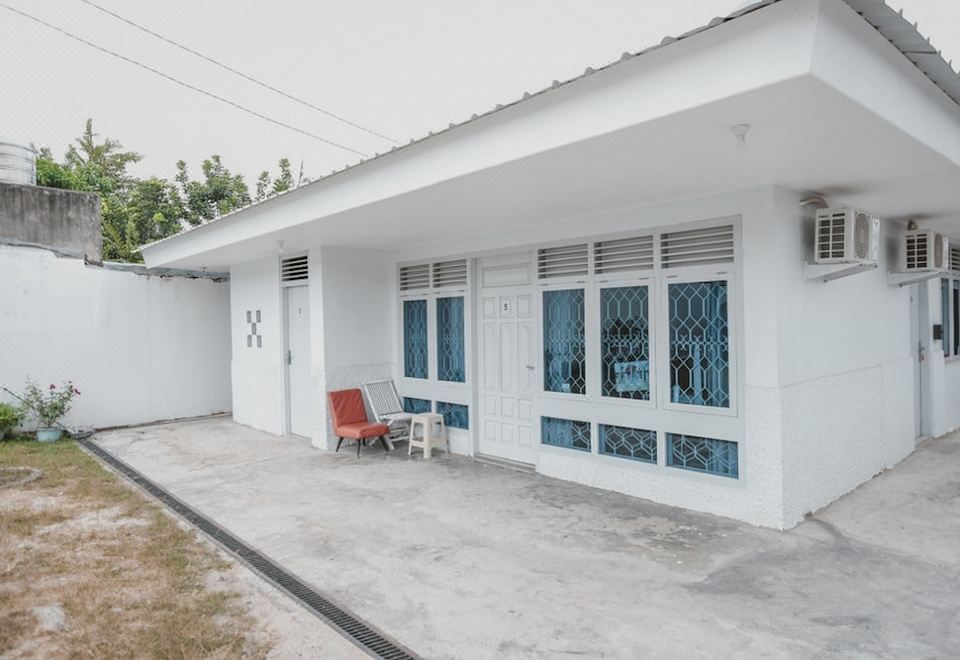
xmin=246 ymin=309 xmax=262 ymax=348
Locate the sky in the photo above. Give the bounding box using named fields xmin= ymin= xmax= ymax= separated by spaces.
xmin=2 ymin=0 xmax=959 ymax=185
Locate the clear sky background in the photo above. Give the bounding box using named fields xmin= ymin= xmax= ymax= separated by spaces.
xmin=2 ymin=0 xmax=958 ymax=185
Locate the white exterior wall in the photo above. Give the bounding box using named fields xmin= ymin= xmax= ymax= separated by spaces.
xmin=309 ymin=246 xmax=395 ymax=449
xmin=768 ymin=188 xmax=917 ymax=525
xmin=0 ymin=245 xmax=231 ymax=429
xmin=222 ymin=186 xmax=953 ymax=530
xmin=229 ymin=257 xmax=284 ymax=434
xmin=390 ymin=188 xmax=788 ymax=528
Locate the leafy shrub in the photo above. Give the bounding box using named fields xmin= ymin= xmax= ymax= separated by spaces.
xmin=0 ymin=402 xmax=22 ymax=439
xmin=20 ymin=380 xmax=81 ymax=428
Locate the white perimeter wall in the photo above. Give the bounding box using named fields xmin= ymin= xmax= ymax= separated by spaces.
xmin=0 ymin=245 xmax=231 ymax=429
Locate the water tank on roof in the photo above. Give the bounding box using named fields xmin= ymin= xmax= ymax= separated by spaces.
xmin=0 ymin=138 xmax=37 ymax=185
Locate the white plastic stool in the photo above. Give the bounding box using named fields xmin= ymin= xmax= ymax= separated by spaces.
xmin=408 ymin=413 xmax=447 ymax=459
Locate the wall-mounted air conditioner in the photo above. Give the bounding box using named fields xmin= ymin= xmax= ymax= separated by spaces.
xmin=814 ymin=208 xmax=880 ymax=265
xmin=899 ymin=230 xmax=948 ymax=273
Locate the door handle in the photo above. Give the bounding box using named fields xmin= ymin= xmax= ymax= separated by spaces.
xmin=287 ymin=350 xmax=292 ymax=365
xmin=525 ymin=365 xmax=535 ymax=370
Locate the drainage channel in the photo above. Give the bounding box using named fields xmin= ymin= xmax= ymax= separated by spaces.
xmin=77 ymin=437 xmax=421 ymax=660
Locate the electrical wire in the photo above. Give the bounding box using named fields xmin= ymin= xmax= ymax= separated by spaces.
xmin=0 ymin=2 xmax=369 ymax=157
xmin=77 ymin=0 xmax=398 ymax=144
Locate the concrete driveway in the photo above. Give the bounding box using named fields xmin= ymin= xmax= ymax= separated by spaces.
xmin=96 ymin=418 xmax=960 ymax=659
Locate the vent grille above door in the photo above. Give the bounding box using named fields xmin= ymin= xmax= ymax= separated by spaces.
xmin=951 ymin=246 xmax=960 ymax=273
xmin=594 ymin=235 xmax=654 ymax=274
xmin=432 ymin=259 xmax=468 ymax=288
xmin=661 ymin=225 xmax=735 ymax=269
xmin=281 ymin=255 xmax=309 ymax=282
xmin=537 ymin=244 xmax=589 ymax=279
xmin=399 ymin=264 xmax=431 ymax=291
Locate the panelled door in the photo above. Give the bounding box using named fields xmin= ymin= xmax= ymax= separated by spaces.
xmin=285 ymin=285 xmax=311 ymax=438
xmin=478 ymin=257 xmax=538 ymax=464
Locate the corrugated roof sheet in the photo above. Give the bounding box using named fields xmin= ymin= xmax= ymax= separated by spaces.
xmin=141 ymin=0 xmax=960 ymax=253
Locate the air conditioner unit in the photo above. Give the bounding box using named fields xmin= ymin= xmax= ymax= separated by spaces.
xmin=899 ymin=230 xmax=948 ymax=273
xmin=814 ymin=208 xmax=880 ymax=265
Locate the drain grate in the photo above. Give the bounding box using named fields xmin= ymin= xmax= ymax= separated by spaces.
xmin=77 ymin=437 xmax=420 ymax=660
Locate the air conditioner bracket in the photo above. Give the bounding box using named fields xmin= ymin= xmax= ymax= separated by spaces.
xmin=886 ymin=271 xmax=944 ymax=288
xmin=804 ymin=262 xmax=877 ymax=283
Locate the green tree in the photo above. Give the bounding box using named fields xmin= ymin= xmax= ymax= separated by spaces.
xmin=35 ymin=119 xmax=307 ymax=262
xmin=35 ymin=148 xmax=82 ymax=190
xmin=270 ymin=158 xmax=294 ymax=196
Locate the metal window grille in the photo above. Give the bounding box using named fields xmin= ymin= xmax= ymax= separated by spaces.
xmin=599 ymin=424 xmax=656 ymax=463
xmin=543 ymin=289 xmax=586 ymax=394
xmin=600 ymin=286 xmax=650 ymax=400
xmin=436 ymin=401 xmax=468 ymax=429
xmin=541 ymin=417 xmax=590 ymax=452
xmin=668 ymin=281 xmax=730 ymax=408
xmin=402 ymin=397 xmax=432 ymax=414
xmin=403 ymin=300 xmax=428 ymax=379
xmin=436 ymin=296 xmax=465 ymax=382
xmin=667 ymin=433 xmax=739 ymax=478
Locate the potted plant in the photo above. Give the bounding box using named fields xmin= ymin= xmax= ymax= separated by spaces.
xmin=20 ymin=380 xmax=81 ymax=443
xmin=0 ymin=402 xmax=22 ymax=440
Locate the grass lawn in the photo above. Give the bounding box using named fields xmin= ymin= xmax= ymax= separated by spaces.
xmin=0 ymin=438 xmax=269 ymax=658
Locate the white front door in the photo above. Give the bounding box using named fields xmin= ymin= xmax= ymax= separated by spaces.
xmin=285 ymin=285 xmax=311 ymax=438
xmin=479 ymin=278 xmax=537 ymax=465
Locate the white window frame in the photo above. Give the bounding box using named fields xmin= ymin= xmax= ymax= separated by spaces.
xmin=397 ymin=261 xmax=473 ymax=431
xmin=659 ymin=269 xmax=738 ymax=418
xmin=595 ymin=276 xmax=658 ymax=411
xmin=538 ymin=280 xmax=590 ymax=403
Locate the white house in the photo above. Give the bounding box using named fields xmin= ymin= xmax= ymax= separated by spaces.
xmin=141 ymin=0 xmax=960 ymax=529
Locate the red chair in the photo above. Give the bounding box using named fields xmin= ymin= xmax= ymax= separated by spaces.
xmin=327 ymin=388 xmax=390 ymax=457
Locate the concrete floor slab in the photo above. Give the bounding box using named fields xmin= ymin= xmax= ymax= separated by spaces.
xmin=96 ymin=418 xmax=960 ymax=659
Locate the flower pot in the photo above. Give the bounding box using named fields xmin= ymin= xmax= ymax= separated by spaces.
xmin=36 ymin=427 xmax=63 ymax=443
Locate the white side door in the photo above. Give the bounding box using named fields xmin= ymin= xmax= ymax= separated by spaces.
xmin=479 ymin=284 xmax=537 ymax=464
xmin=285 ymin=285 xmax=312 ymax=438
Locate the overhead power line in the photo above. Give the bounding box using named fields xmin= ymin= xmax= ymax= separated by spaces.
xmin=0 ymin=2 xmax=369 ymax=157
xmin=77 ymin=0 xmax=398 ymax=144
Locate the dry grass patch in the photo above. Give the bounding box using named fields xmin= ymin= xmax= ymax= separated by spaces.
xmin=0 ymin=438 xmax=270 ymax=659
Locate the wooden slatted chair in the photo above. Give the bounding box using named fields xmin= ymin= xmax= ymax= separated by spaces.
xmin=362 ymin=380 xmax=413 ymax=449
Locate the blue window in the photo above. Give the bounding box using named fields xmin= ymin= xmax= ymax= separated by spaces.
xmin=600 ymin=424 xmax=656 ymax=464
xmin=943 ymin=279 xmax=952 ymax=357
xmin=437 ymin=297 xmax=465 ymax=382
xmin=437 ymin=401 xmax=468 ymax=429
xmin=403 ymin=397 xmax=431 ymax=414
xmin=600 ymin=286 xmax=650 ymax=400
xmin=541 ymin=416 xmax=590 ymax=452
xmin=667 ymin=433 xmax=738 ymax=478
xmin=954 ymin=280 xmax=960 ymax=357
xmin=403 ymin=299 xmax=428 ymax=379
xmin=668 ymin=281 xmax=729 ymax=408
xmin=543 ymin=289 xmax=585 ymax=395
